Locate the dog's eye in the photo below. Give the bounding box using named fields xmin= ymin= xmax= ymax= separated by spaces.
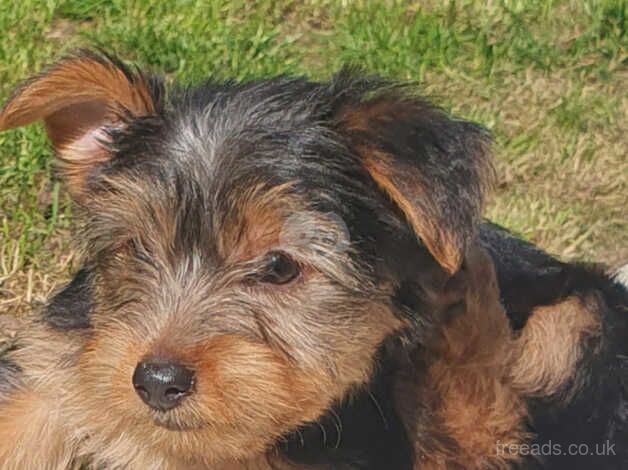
xmin=258 ymin=251 xmax=300 ymax=285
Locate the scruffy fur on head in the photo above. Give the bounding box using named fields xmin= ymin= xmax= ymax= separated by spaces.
xmin=1 ymin=51 xmax=627 ymax=470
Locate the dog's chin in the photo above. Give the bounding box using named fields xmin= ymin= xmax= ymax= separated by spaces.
xmin=147 ymin=413 xmax=281 ymax=465
xmin=151 ymin=412 xmax=205 ymax=431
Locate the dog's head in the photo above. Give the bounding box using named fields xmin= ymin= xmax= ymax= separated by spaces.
xmin=0 ymin=51 xmax=492 ymax=465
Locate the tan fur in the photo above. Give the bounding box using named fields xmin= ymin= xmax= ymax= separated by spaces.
xmin=0 ymin=54 xmax=154 ymax=133
xmin=395 ymin=246 xmax=605 ymax=470
xmin=65 ymin=300 xmax=400 ymax=468
xmin=339 ymin=95 xmax=493 ymax=275
xmin=395 ymin=245 xmax=529 ymax=469
xmin=362 ymin=150 xmax=461 ymax=273
xmin=0 ymin=273 xmax=400 ymax=469
xmin=511 ymin=296 xmax=601 ymax=397
xmin=0 ymin=390 xmax=78 ymax=470
xmin=218 ymin=183 xmax=297 ymax=263
xmin=0 ymin=320 xmax=84 ymax=469
xmin=0 ymin=320 xmax=332 ymax=469
xmin=339 ymin=95 xmax=464 ymax=273
xmin=0 ymin=53 xmax=155 ymax=197
xmin=0 ymin=175 xmax=402 ymax=468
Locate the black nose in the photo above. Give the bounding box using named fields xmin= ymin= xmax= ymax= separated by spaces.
xmin=132 ymin=361 xmax=195 ymax=411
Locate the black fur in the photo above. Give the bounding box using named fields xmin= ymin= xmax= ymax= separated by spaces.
xmin=44 ymin=268 xmax=92 ymax=330
xmin=282 ymin=349 xmax=415 ymax=470
xmin=482 ymin=223 xmax=628 ymax=469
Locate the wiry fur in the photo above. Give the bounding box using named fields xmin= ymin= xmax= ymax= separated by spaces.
xmin=0 ymin=51 xmax=626 ymax=469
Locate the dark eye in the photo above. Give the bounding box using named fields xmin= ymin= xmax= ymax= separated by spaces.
xmin=258 ymin=251 xmax=300 ymax=285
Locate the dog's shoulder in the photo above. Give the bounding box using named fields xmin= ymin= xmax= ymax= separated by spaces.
xmin=482 ymin=222 xmax=628 ymax=468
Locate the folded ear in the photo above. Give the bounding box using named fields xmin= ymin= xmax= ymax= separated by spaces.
xmin=0 ymin=50 xmax=161 ymax=201
xmin=338 ymin=85 xmax=493 ymax=274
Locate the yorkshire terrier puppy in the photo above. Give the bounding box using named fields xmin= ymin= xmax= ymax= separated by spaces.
xmin=0 ymin=51 xmax=626 ymax=469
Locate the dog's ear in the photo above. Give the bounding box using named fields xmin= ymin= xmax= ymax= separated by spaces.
xmin=338 ymin=86 xmax=493 ymax=274
xmin=0 ymin=50 xmax=160 ymax=201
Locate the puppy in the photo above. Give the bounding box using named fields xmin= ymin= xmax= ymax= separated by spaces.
xmin=0 ymin=51 xmax=626 ymax=469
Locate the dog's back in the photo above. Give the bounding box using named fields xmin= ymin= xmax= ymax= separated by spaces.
xmin=481 ymin=223 xmax=628 ymax=469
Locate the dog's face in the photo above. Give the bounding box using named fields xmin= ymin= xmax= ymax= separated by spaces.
xmin=0 ymin=52 xmax=491 ymax=465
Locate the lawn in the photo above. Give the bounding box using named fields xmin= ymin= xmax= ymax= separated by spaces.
xmin=0 ymin=0 xmax=626 ymax=315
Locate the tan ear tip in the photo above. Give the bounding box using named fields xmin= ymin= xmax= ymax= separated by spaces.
xmin=0 ymin=89 xmax=35 ymax=132
xmin=0 ymin=107 xmax=30 ymax=133
xmin=423 ymin=236 xmax=465 ymax=275
xmin=441 ymin=258 xmax=463 ymax=275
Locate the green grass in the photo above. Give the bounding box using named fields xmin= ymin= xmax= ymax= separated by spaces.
xmin=0 ymin=0 xmax=626 ymax=314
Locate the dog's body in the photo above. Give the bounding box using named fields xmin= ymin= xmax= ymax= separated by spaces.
xmin=0 ymin=52 xmax=626 ymax=469
xmin=481 ymin=224 xmax=628 ymax=469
